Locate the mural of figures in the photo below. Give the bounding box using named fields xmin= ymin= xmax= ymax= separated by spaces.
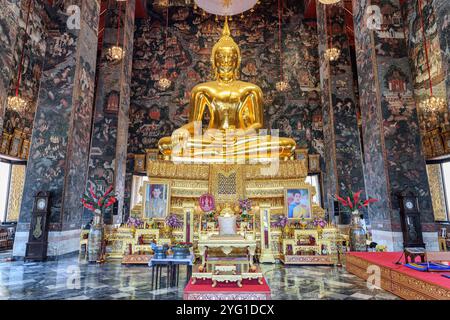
xmin=316 ymin=3 xmax=366 ymax=224
xmin=353 ymin=0 xmax=434 ymax=234
xmin=17 ymin=1 xmax=100 ymax=232
xmin=0 ymin=0 xmax=47 ymax=142
xmin=124 ymin=1 xmax=324 ymax=216
xmin=404 ymin=0 xmax=449 ymax=156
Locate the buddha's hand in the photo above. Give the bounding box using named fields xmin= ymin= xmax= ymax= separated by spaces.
xmin=171 ymin=127 xmax=190 ymax=146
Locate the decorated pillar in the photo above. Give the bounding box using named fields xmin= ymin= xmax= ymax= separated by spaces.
xmin=316 ymin=2 xmax=366 ymax=224
xmin=352 ymin=0 xmax=438 ymax=250
xmin=84 ymin=0 xmax=135 ymax=226
xmin=13 ymin=0 xmax=100 ymax=257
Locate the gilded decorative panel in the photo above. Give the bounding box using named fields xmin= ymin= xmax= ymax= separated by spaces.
xmin=7 ymin=165 xmax=26 ymax=222
xmin=426 ymin=164 xmax=448 ymax=221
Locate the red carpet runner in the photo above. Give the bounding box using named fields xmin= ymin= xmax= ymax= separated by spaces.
xmin=346 ymin=252 xmax=450 ymax=299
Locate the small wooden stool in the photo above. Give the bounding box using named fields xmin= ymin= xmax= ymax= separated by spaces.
xmin=404 ymin=247 xmax=425 ymax=264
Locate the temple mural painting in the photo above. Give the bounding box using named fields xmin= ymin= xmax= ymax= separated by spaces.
xmin=353 ymin=0 xmax=433 ymax=233
xmin=17 ymin=0 xmax=100 ymax=233
xmin=404 ymin=0 xmax=449 ymax=159
xmin=317 ymin=2 xmax=365 ymax=224
xmin=84 ymin=0 xmax=135 ymax=225
xmin=125 ymin=0 xmax=324 ymax=216
xmin=0 ymin=0 xmax=47 ymax=146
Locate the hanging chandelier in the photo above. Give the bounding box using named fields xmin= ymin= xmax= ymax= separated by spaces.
xmin=157 ymin=77 xmax=172 ymax=91
xmin=108 ymin=1 xmax=125 ymax=62
xmin=417 ymin=0 xmax=446 ymax=112
xmin=7 ymin=0 xmax=33 ymax=113
xmin=324 ymin=47 xmax=341 ymax=61
xmin=7 ymin=96 xmax=27 ymax=112
xmin=421 ymin=96 xmax=446 ymax=112
xmin=158 ymin=4 xmax=172 ymax=91
xmin=194 ymin=0 xmax=258 ymax=16
xmin=318 ymin=0 xmax=341 ymax=4
xmin=276 ymin=0 xmax=289 ymax=92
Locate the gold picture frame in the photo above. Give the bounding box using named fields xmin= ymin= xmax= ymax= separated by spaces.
xmin=142 ymin=180 xmax=171 ymax=221
xmin=308 ymin=154 xmax=320 ymax=173
xmin=284 ymin=186 xmax=313 ymax=220
xmin=134 ymin=154 xmax=146 ymax=173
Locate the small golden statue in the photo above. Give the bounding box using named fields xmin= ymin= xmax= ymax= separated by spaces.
xmin=158 ymin=18 xmax=296 ymax=162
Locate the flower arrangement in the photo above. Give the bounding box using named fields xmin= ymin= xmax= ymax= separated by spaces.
xmin=173 ymin=242 xmax=192 ymax=249
xmin=277 ymin=215 xmax=288 ymax=228
xmin=81 ymin=184 xmax=117 ymax=215
xmin=334 ymin=189 xmax=378 ymax=215
xmin=166 ymin=214 xmax=183 ymax=229
xmin=206 ymin=211 xmax=217 ymax=222
xmin=238 ymin=199 xmax=252 ymax=212
xmin=313 ymin=218 xmax=326 ymax=228
xmin=375 ymin=244 xmax=387 ymax=252
xmin=126 ymin=216 xmax=144 ymax=229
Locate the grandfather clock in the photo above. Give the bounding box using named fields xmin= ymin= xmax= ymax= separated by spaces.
xmin=25 ymin=191 xmax=51 ymax=261
xmin=398 ymin=189 xmax=425 ymax=249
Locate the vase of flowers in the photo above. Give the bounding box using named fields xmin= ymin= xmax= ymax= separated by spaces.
xmin=335 ymin=189 xmax=378 ymax=252
xmin=172 ymin=242 xmax=192 ymax=259
xmin=238 ymin=199 xmax=252 ymax=221
xmin=81 ymin=184 xmax=117 ymax=263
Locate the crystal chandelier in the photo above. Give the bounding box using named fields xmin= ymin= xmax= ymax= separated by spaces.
xmin=318 ymin=0 xmax=340 ymax=4
xmin=276 ymin=81 xmax=289 ymax=92
xmin=8 ymin=96 xmax=27 ymax=112
xmin=421 ymin=96 xmax=446 ymax=112
xmin=158 ymin=77 xmax=172 ymax=91
xmin=108 ymin=45 xmax=124 ymax=61
xmin=324 ymin=47 xmax=340 ymax=61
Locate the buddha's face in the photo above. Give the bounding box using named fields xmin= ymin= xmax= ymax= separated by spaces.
xmin=214 ymin=46 xmax=238 ymax=81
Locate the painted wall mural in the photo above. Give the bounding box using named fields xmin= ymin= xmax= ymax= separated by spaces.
xmin=404 ymin=0 xmax=449 ymax=158
xmin=125 ymin=0 xmax=324 ymax=216
xmin=317 ymin=3 xmax=366 ymax=224
xmin=18 ymin=0 xmax=99 ymax=232
xmin=353 ymin=0 xmax=434 ymax=232
xmin=84 ymin=0 xmax=135 ymax=225
xmin=0 ymin=0 xmax=47 ymax=144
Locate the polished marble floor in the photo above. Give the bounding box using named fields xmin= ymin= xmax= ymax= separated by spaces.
xmin=0 ymin=250 xmax=398 ymax=300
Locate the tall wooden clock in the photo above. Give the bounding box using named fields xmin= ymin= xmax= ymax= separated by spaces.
xmin=398 ymin=189 xmax=425 ymax=248
xmin=25 ymin=191 xmax=51 ymax=261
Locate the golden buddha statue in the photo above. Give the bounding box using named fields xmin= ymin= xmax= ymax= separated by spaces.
xmin=158 ymin=19 xmax=296 ymax=162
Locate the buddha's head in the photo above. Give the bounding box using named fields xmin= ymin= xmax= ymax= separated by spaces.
xmin=211 ymin=18 xmax=241 ymax=82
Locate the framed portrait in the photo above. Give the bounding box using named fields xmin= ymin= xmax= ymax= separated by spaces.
xmin=142 ymin=181 xmax=170 ymax=220
xmin=308 ymin=154 xmax=320 ymax=173
xmin=134 ymin=154 xmax=146 ymax=173
xmin=284 ymin=188 xmax=312 ymax=220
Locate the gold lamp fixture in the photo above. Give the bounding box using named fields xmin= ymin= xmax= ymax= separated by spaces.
xmin=275 ymin=0 xmax=289 ymax=92
xmin=158 ymin=4 xmax=172 ymax=91
xmin=417 ymin=0 xmax=446 ymax=112
xmin=8 ymin=0 xmax=33 ymax=113
xmin=108 ymin=1 xmax=125 ymax=62
xmin=324 ymin=47 xmax=341 ymax=61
